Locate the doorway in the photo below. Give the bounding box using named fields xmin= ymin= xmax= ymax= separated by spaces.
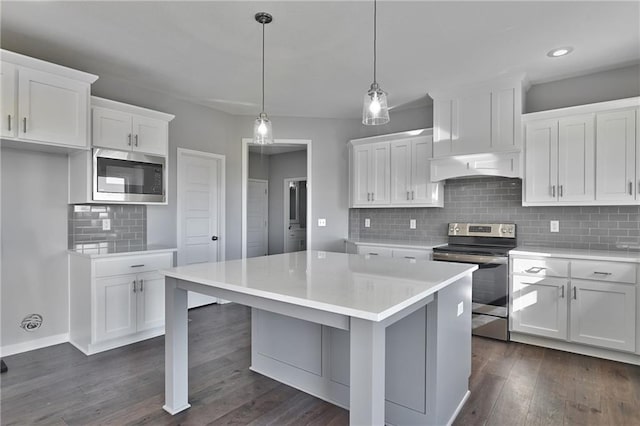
xmin=176 ymin=148 xmax=225 ymax=308
xmin=242 ymin=139 xmax=312 ymax=258
xmin=284 ymin=177 xmax=307 ymax=253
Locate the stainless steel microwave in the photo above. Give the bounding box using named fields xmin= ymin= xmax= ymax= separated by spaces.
xmin=93 ymin=149 xmax=166 ymax=203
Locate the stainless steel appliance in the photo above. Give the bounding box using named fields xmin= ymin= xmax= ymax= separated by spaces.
xmin=432 ymin=223 xmax=516 ymax=341
xmin=93 ymin=149 xmax=166 ymax=203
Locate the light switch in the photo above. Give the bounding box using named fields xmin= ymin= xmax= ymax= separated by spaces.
xmin=364 ymin=218 xmax=371 ymax=228
xmin=457 ymin=302 xmax=464 ymax=317
xmin=410 ymin=219 xmax=417 ymax=229
xmin=102 ymin=219 xmax=111 ymax=231
xmin=318 ymin=218 xmax=326 ymax=227
xmin=550 ymin=220 xmax=559 ymax=233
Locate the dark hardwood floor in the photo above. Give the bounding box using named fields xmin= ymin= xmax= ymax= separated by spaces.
xmin=1 ymin=303 xmax=639 ymax=425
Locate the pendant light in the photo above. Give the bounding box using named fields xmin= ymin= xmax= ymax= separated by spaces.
xmin=362 ymin=0 xmax=390 ymax=125
xmin=253 ymin=12 xmax=274 ymax=144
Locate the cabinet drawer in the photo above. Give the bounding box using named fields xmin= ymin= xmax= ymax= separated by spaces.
xmin=356 ymin=245 xmax=393 ymax=257
xmin=392 ymin=248 xmax=431 ymax=261
xmin=571 ymin=260 xmax=637 ymax=284
xmin=95 ymin=253 xmax=173 ymax=278
xmin=512 ymin=257 xmax=569 ymax=277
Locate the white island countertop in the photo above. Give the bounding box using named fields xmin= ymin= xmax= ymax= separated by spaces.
xmin=161 ymin=250 xmax=476 ymax=322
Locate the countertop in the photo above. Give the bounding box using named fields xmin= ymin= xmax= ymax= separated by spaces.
xmin=68 ymin=244 xmax=177 ymax=258
xmin=510 ymin=246 xmax=640 ymax=263
xmin=345 ymin=238 xmax=447 ymax=250
xmin=161 ymin=250 xmax=476 ymax=322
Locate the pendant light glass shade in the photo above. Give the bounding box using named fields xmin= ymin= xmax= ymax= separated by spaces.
xmin=253 ymin=12 xmax=274 ymax=144
xmin=253 ymin=112 xmax=273 ymax=145
xmin=362 ymin=0 xmax=389 ymax=126
xmin=363 ymin=82 xmax=390 ymax=125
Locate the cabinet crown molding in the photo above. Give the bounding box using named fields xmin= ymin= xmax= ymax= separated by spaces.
xmin=92 ymin=96 xmax=175 ymax=122
xmin=1 ymin=49 xmax=98 ymax=84
xmin=523 ymin=96 xmax=640 ymax=121
xmin=349 ymin=128 xmax=432 ymax=146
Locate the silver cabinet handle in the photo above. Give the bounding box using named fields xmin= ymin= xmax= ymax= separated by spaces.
xmin=371 ymin=192 xmax=374 ymax=201
xmin=573 ymin=286 xmax=577 ymax=300
xmin=404 ymin=256 xmax=416 ymax=259
xmin=593 ymin=271 xmax=612 ymax=276
xmin=23 ymin=117 xmax=27 ymax=133
xmin=128 ymin=134 xmax=132 ymax=146
xmin=130 ymin=264 xmax=145 ymax=268
xmin=7 ymin=115 xmax=11 ymax=131
xmin=367 ymin=192 xmax=370 ymax=202
xmin=559 ymin=185 xmax=563 ymax=197
xmin=525 ymin=266 xmax=546 ymax=274
xmin=411 ymin=190 xmax=415 ymax=200
xmin=134 ymin=134 xmax=139 ymax=147
xmin=139 ymin=279 xmax=144 ymax=292
xmin=560 ymin=285 xmax=565 ymax=298
xmin=406 ymin=191 xmax=410 ymax=200
xmin=551 ymin=185 xmax=556 ymax=197
xmin=630 ymin=181 xmax=633 ymax=196
xmin=368 ymin=252 xmax=379 ymax=256
xmin=132 ymin=280 xmax=137 ymax=293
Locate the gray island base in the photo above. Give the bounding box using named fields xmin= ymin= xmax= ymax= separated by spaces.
xmin=161 ymin=251 xmax=476 ymax=425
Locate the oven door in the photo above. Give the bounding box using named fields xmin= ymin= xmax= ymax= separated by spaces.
xmin=93 ymin=149 xmax=166 ymax=203
xmin=432 ymin=252 xmax=509 ymax=340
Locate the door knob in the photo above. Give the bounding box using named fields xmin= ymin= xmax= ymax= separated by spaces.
xmin=211 ymin=236 xmax=218 ymax=241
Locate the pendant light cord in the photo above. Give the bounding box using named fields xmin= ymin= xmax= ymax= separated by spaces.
xmin=373 ymin=0 xmax=377 ymax=85
xmin=262 ymin=21 xmax=265 ymax=113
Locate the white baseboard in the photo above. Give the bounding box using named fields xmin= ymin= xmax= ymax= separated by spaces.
xmin=0 ymin=333 xmax=69 ymax=357
xmin=447 ymin=390 xmax=471 ymax=426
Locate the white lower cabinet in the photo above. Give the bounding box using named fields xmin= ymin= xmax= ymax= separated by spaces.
xmin=510 ymin=254 xmax=639 ymax=359
xmin=70 ymin=251 xmax=174 ymax=355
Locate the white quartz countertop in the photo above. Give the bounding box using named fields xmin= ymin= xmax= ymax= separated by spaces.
xmin=346 ymin=238 xmax=447 ymax=250
xmin=161 ymin=251 xmax=476 ymax=322
xmin=510 ymin=246 xmax=640 ymax=263
xmin=68 ymin=245 xmax=177 ymax=258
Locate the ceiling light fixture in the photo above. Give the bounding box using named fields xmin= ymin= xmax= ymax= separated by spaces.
xmin=253 ymin=12 xmax=274 ymax=145
xmin=362 ymin=0 xmax=390 ymax=125
xmin=547 ymin=46 xmax=573 ymax=58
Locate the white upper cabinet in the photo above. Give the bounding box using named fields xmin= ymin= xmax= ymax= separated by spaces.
xmin=524 ymin=114 xmax=595 ymax=205
xmin=350 ymin=129 xmax=443 ymax=208
xmin=431 ymin=76 xmax=523 ymax=158
xmin=595 ymin=109 xmax=636 ymax=202
xmin=92 ymin=97 xmax=174 ymax=157
xmin=523 ymin=97 xmax=639 ymax=206
xmin=1 ymin=49 xmax=98 ymax=150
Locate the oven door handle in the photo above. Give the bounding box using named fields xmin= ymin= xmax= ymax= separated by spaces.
xmin=432 ymin=252 xmax=508 ymax=265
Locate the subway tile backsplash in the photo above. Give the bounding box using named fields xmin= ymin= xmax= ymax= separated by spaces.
xmin=68 ymin=205 xmax=147 ymax=251
xmin=349 ymin=177 xmax=640 ymax=251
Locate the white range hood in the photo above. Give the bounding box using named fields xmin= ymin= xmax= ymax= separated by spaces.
xmin=430 ymin=151 xmax=522 ymax=182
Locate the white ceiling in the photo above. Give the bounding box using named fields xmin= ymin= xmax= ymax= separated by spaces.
xmin=1 ymin=1 xmax=638 ymax=119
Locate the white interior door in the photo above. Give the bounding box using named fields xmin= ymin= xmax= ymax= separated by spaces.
xmin=177 ymin=149 xmax=225 ymax=308
xmin=247 ymin=179 xmax=268 ymax=257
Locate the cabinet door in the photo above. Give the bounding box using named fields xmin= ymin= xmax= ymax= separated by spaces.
xmin=132 ymin=115 xmax=168 ymax=156
xmin=0 ymin=62 xmax=17 ymax=138
xmin=17 ymin=67 xmax=89 ymax=147
xmin=92 ymin=107 xmax=133 ymax=151
xmin=596 ymin=109 xmax=636 ymax=202
xmin=570 ymin=280 xmax=636 ymax=352
xmin=356 ymin=245 xmax=393 ymax=257
xmin=390 ymin=140 xmax=412 ymax=204
xmin=369 ymin=142 xmax=390 ymax=204
xmin=491 ymin=87 xmax=517 ymax=150
xmin=557 ymin=114 xmax=595 ymax=202
xmin=136 ymin=271 xmax=166 ymax=332
xmin=524 ymin=119 xmax=558 ymax=203
xmin=95 ymin=274 xmax=137 ymax=342
xmin=351 ymin=145 xmax=371 ymax=206
xmin=511 ymin=275 xmax=567 ymax=339
xmin=411 ymin=136 xmax=440 ymax=204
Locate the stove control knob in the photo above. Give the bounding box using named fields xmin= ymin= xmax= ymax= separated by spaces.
xmin=454 ymin=227 xmax=460 ymax=232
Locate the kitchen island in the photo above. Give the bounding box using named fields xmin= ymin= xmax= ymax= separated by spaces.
xmin=161 ymin=251 xmax=477 ymax=425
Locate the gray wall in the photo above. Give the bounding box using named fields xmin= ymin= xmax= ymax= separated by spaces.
xmin=248 ymin=152 xmax=270 ymax=180
xmin=1 ymin=149 xmax=69 ymax=348
xmin=265 ymin=150 xmax=307 ymax=254
xmin=350 ymin=177 xmax=640 ymax=251
xmin=526 ymin=64 xmax=640 ymax=113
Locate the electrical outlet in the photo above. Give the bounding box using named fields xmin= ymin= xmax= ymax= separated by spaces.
xmin=550 ymin=220 xmax=559 ymax=233
xmin=410 ymin=219 xmax=417 ymax=229
xmin=457 ymin=302 xmax=464 ymax=317
xmin=364 ymin=218 xmax=371 ymax=228
xmin=318 ymin=218 xmax=326 ymax=227
xmin=102 ymin=219 xmax=111 ymax=231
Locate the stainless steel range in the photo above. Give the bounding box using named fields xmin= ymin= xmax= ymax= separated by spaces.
xmin=432 ymin=223 xmax=516 ymax=341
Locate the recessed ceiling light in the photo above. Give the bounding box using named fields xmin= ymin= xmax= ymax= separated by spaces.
xmin=547 ymin=47 xmax=573 ymax=58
